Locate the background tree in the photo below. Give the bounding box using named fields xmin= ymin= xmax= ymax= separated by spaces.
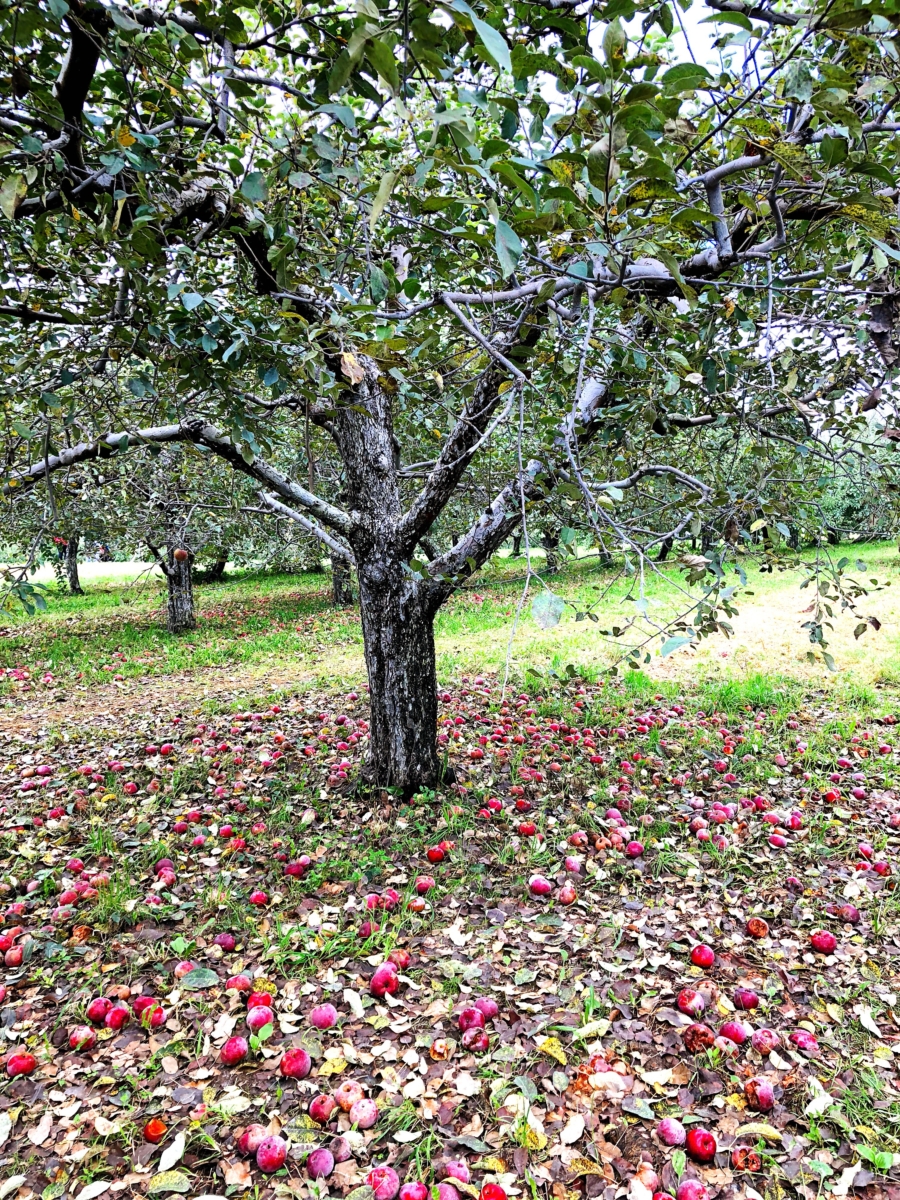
xmin=3 ymin=0 xmax=900 ymax=787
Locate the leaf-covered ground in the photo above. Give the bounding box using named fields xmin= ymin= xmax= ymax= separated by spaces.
xmin=1 ymin=667 xmax=899 ymax=1200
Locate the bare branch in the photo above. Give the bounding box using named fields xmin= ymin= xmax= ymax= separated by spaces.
xmin=258 ymin=492 xmax=355 ymax=563
xmin=703 ymin=0 xmax=798 ymax=26
xmin=2 ymin=421 xmax=354 ymax=536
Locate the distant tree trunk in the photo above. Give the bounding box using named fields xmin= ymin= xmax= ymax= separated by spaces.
xmin=657 ymin=535 xmax=674 ymax=562
xmin=511 ymin=532 xmax=523 ymax=556
xmin=301 ymin=539 xmax=324 ymax=572
xmin=64 ymin=535 xmax=83 ymax=594
xmin=207 ymin=557 xmax=227 ymax=581
xmin=164 ymin=537 xmax=195 ymax=634
xmin=331 ymin=553 xmax=353 ymax=606
xmin=541 ymin=528 xmax=560 ymax=573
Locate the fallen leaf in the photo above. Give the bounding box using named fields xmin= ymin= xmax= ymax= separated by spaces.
xmin=93 ymin=1116 xmax=121 ymax=1137
xmin=148 ymin=1172 xmax=191 ymax=1195
xmin=317 ymin=1056 xmax=347 ymax=1076
xmin=159 ymin=1132 xmax=186 ymax=1173
xmin=568 ymin=1159 xmax=606 ymax=1178
xmin=344 ymin=989 xmax=365 ymax=1019
xmin=537 ymin=1036 xmax=567 ymax=1065
xmin=560 ymin=1114 xmax=585 ymax=1145
xmin=75 ymin=1184 xmax=111 ymax=1200
xmin=455 ymin=1072 xmax=481 ymax=1097
xmin=221 ymin=1162 xmax=253 ymax=1190
xmin=27 ymin=1112 xmax=52 ymax=1146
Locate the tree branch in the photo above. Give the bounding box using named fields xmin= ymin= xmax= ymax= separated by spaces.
xmin=257 ymin=491 xmax=355 ymax=563
xmin=399 ymin=310 xmax=543 ymax=552
xmin=702 ymin=0 xmax=798 ymax=26
xmin=2 ymin=421 xmax=354 ymax=536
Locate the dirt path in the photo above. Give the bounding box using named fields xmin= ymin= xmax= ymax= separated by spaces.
xmin=0 ymin=661 xmax=320 ymax=737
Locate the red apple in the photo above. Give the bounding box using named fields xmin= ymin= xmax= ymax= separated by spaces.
xmin=367 ymin=1167 xmax=400 ymax=1200
xmin=6 ymin=1051 xmax=37 ymax=1077
xmin=280 ymin=1047 xmax=312 ymax=1079
xmin=69 ymin=1025 xmax=97 ymax=1051
xmin=685 ymin=1127 xmax=717 ymax=1163
xmin=220 ymin=1036 xmax=249 ymax=1066
xmin=256 ymin=1135 xmax=287 ymax=1173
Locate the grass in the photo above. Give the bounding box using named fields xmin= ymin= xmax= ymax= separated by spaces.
xmin=2 ymin=540 xmax=900 ymax=702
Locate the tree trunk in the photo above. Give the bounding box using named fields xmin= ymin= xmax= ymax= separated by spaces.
xmin=64 ymin=535 xmax=83 ymax=594
xmin=301 ymin=539 xmax=324 ymax=572
xmin=166 ymin=542 xmax=195 ymax=634
xmin=541 ymin=528 xmax=560 ymax=573
xmin=356 ymin=565 xmax=440 ymax=794
xmin=207 ymin=557 xmax=227 ymax=581
xmin=331 ymin=553 xmax=353 ymax=606
xmin=657 ymin=535 xmax=674 ymax=562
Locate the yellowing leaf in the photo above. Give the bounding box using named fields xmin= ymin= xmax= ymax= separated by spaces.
xmin=479 ymin=1159 xmax=507 ymax=1174
xmin=523 ymin=1124 xmax=548 ymax=1150
xmin=537 ymin=1036 xmax=567 ymax=1065
xmin=368 ymin=170 xmax=397 ymax=232
xmin=148 ymin=1173 xmax=191 ymax=1195
xmin=116 ymin=128 xmax=136 ymax=146
xmin=0 ymin=173 xmax=26 ymax=220
xmin=826 ymin=1004 xmax=845 ymax=1023
xmin=568 ymin=1158 xmax=606 ymax=1178
xmin=317 ymin=1056 xmax=347 ymax=1076
xmin=737 ymin=1122 xmax=782 ymax=1140
xmin=340 ymin=352 xmax=366 ymax=385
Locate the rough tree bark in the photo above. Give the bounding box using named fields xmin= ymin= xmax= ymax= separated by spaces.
xmin=540 ymin=527 xmax=560 ymax=573
xmin=331 ymin=553 xmax=353 ymax=606
xmin=149 ymin=535 xmax=196 ymax=634
xmin=165 ymin=541 xmax=196 ymax=634
xmin=311 ymin=357 xmax=446 ymax=791
xmin=64 ymin=534 xmax=83 ymax=594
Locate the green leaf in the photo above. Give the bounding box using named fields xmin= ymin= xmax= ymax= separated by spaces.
xmin=820 ymin=134 xmax=848 ymax=167
xmin=531 ymin=591 xmax=565 ymax=629
xmin=471 ymin=15 xmax=511 ymax=74
xmin=365 ymin=39 xmax=400 ymax=94
xmin=328 ymin=49 xmax=354 ymax=95
xmin=178 ymin=967 xmax=219 ymax=989
xmin=494 ymin=219 xmax=522 ymax=278
xmin=240 ymin=171 xmax=269 ymax=204
xmin=369 ymin=264 xmax=389 ymax=303
xmin=514 ymin=1074 xmax=539 ymax=1101
xmin=108 ymin=4 xmax=142 ymax=31
xmin=782 ymin=60 xmax=814 ymax=101
xmin=672 ymin=1149 xmax=686 ymax=1179
xmin=872 ymin=237 xmax=900 ymax=263
xmin=661 ymin=635 xmax=692 ymax=657
xmin=0 ymin=173 xmax=26 ymax=220
xmin=369 ymin=170 xmax=397 ymax=231
xmin=661 ymin=62 xmax=712 ymax=93
xmin=181 ymin=293 xmax=205 ymax=312
xmin=700 ymin=10 xmax=753 ymax=29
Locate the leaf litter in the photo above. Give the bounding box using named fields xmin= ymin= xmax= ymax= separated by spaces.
xmin=0 ymin=674 xmax=897 ymax=1200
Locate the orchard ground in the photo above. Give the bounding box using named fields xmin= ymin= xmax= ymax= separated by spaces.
xmin=0 ymin=544 xmax=899 ymax=1200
